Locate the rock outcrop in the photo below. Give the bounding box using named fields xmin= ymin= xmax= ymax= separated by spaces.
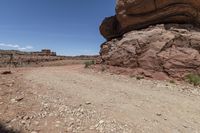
xmin=100 ymin=24 xmax=200 ymax=79
xmin=100 ymin=0 xmax=200 ymax=40
xmin=99 ymin=0 xmax=200 ymax=79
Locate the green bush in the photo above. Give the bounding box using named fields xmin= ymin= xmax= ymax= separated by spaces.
xmin=169 ymin=80 xmax=175 ymax=84
xmin=84 ymin=60 xmax=95 ymax=68
xmin=185 ymin=74 xmax=200 ymax=86
xmin=129 ymin=75 xmax=135 ymax=78
xmin=136 ymin=76 xmax=144 ymax=80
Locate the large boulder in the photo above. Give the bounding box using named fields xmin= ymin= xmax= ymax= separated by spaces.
xmin=99 ymin=16 xmax=121 ymax=40
xmin=100 ymin=24 xmax=200 ymax=79
xmin=100 ymin=0 xmax=200 ymax=40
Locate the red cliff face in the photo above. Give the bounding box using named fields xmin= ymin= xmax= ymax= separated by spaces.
xmin=99 ymin=0 xmax=200 ymax=79
xmin=100 ymin=0 xmax=200 ymax=40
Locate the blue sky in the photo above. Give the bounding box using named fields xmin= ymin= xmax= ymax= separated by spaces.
xmin=0 ymin=0 xmax=115 ymax=55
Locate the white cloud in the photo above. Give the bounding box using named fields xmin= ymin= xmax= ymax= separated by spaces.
xmin=0 ymin=42 xmax=33 ymax=51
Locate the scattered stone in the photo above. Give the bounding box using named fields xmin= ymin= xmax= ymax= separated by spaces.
xmin=55 ymin=124 xmax=60 ymax=128
xmin=76 ymin=119 xmax=81 ymax=123
xmin=1 ymin=71 xmax=12 ymax=75
xmin=5 ymin=119 xmax=11 ymax=123
xmin=6 ymin=125 xmax=12 ymax=129
xmin=10 ymin=96 xmax=24 ymax=103
xmin=48 ymin=113 xmax=54 ymax=117
xmin=21 ymin=120 xmax=26 ymax=125
xmin=69 ymin=122 xmax=74 ymax=127
xmin=31 ymin=131 xmax=38 ymax=133
xmin=33 ymin=121 xmax=39 ymax=126
xmin=11 ymin=119 xmax=17 ymax=123
xmin=23 ymin=116 xmax=30 ymax=120
xmin=66 ymin=127 xmax=73 ymax=132
xmin=85 ymin=101 xmax=92 ymax=105
xmin=99 ymin=120 xmax=104 ymax=124
xmin=55 ymin=121 xmax=61 ymax=128
xmin=56 ymin=121 xmax=61 ymax=124
xmin=8 ymin=83 xmax=14 ymax=87
xmin=15 ymin=96 xmax=24 ymax=101
xmin=89 ymin=126 xmax=95 ymax=130
xmin=156 ymin=113 xmax=162 ymax=117
xmin=10 ymin=99 xmax=17 ymax=103
xmin=69 ymin=117 xmax=75 ymax=121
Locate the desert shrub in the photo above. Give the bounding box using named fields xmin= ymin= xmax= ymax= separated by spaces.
xmin=169 ymin=80 xmax=175 ymax=84
xmin=136 ymin=75 xmax=144 ymax=80
xmin=84 ymin=60 xmax=95 ymax=68
xmin=129 ymin=75 xmax=135 ymax=78
xmin=185 ymin=74 xmax=200 ymax=86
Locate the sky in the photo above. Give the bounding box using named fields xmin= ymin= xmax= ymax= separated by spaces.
xmin=0 ymin=0 xmax=115 ymax=55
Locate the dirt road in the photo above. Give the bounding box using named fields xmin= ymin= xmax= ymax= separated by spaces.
xmin=1 ymin=65 xmax=200 ymax=133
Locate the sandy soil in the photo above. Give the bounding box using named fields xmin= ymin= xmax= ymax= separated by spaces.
xmin=0 ymin=65 xmax=200 ymax=133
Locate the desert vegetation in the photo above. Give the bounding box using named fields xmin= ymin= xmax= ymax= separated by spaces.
xmin=186 ymin=74 xmax=200 ymax=86
xmin=84 ymin=60 xmax=95 ymax=68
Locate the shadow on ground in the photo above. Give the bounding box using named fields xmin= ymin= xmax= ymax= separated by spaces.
xmin=0 ymin=123 xmax=20 ymax=133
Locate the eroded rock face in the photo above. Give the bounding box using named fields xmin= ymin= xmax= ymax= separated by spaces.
xmin=100 ymin=24 xmax=200 ymax=79
xmin=99 ymin=16 xmax=121 ymax=40
xmin=100 ymin=0 xmax=200 ymax=40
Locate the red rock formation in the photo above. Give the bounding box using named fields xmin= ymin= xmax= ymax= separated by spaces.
xmin=100 ymin=24 xmax=200 ymax=79
xmin=99 ymin=0 xmax=200 ymax=79
xmin=100 ymin=0 xmax=200 ymax=40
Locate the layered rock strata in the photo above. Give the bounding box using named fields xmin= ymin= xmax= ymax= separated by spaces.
xmin=100 ymin=0 xmax=200 ymax=40
xmin=100 ymin=24 xmax=200 ymax=79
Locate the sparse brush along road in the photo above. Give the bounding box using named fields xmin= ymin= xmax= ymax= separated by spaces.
xmin=1 ymin=64 xmax=200 ymax=133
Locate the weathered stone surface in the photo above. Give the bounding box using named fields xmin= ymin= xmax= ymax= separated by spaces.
xmin=100 ymin=0 xmax=200 ymax=40
xmin=99 ymin=16 xmax=121 ymax=40
xmin=100 ymin=24 xmax=200 ymax=79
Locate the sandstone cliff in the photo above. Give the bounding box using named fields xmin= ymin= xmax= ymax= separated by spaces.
xmin=100 ymin=0 xmax=200 ymax=40
xmin=100 ymin=24 xmax=200 ymax=79
xmin=99 ymin=0 xmax=200 ymax=79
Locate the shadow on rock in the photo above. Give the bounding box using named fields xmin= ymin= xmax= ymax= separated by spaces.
xmin=0 ymin=123 xmax=20 ymax=133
